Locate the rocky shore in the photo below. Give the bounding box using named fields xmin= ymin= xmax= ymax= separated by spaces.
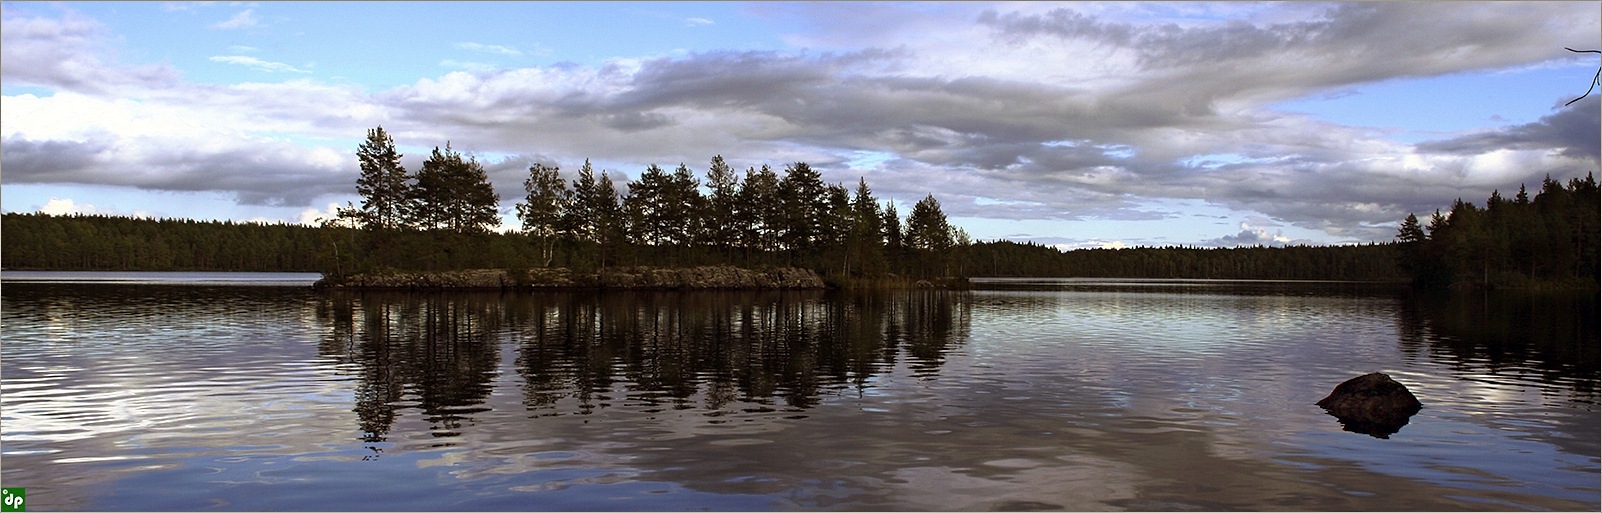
xmin=314 ymin=265 xmax=827 ymax=290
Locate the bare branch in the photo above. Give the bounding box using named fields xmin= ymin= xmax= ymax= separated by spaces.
xmin=1565 ymin=47 xmax=1601 ymax=106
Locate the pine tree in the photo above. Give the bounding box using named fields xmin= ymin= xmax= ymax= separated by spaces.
xmin=625 ymin=164 xmax=673 ymax=246
xmin=354 ymin=126 xmax=412 ymax=230
xmin=412 ymin=143 xmax=500 ymax=233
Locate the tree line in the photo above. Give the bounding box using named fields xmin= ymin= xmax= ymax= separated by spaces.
xmin=958 ymin=239 xmax=1406 ymax=281
xmin=1 ymin=213 xmax=324 ymax=271
xmin=1395 ymin=173 xmax=1599 ymax=289
xmin=0 ymin=210 xmax=1409 ymax=282
xmin=8 ymin=125 xmax=1591 ymax=289
xmin=333 ymin=126 xmax=965 ymax=280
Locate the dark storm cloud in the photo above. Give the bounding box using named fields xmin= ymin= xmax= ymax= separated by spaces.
xmin=1417 ymin=96 xmax=1601 ymax=162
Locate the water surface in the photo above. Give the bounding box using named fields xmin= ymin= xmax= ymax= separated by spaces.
xmin=2 ymin=276 xmax=1596 ymax=510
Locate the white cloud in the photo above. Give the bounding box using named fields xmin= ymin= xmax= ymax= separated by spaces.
xmin=1054 ymin=239 xmax=1128 ymax=251
xmin=39 ymin=197 xmax=99 ymax=216
xmin=209 ymin=55 xmax=310 ymax=73
xmin=439 ymin=59 xmax=497 ymax=73
xmin=297 ymin=202 xmax=347 ymax=226
xmin=2 ymin=88 xmax=359 ymax=206
xmin=685 ymin=17 xmax=715 ymax=27
xmin=1204 ymin=220 xmax=1297 ymax=247
xmin=211 ymin=9 xmax=257 ymax=30
xmin=1 ymin=11 xmax=181 ymax=93
xmin=454 ymin=42 xmax=521 ymax=57
xmin=4 ymin=3 xmax=1597 ymax=245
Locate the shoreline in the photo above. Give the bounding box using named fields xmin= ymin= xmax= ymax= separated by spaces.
xmin=312 ymin=265 xmax=829 ymax=290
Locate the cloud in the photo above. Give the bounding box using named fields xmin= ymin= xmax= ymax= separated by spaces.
xmin=3 ymin=83 xmax=364 ymax=207
xmin=1052 ymin=238 xmax=1132 ymax=251
xmin=1416 ymin=96 xmax=1601 ymax=162
xmin=1202 ymin=220 xmax=1298 ymax=248
xmin=0 ymin=136 xmax=112 ymax=180
xmin=4 ymin=3 xmax=1598 ymax=243
xmin=209 ymin=55 xmax=310 ymax=74
xmin=454 ymin=42 xmax=522 ymax=57
xmin=977 ymin=3 xmax=1593 ymax=104
xmin=3 ymin=132 xmax=349 ymax=206
xmin=297 ymin=202 xmax=347 ymax=226
xmin=0 ymin=10 xmax=180 ymax=93
xmin=38 ymin=197 xmax=101 ymax=216
xmin=685 ymin=17 xmax=715 ymax=27
xmin=212 ymin=8 xmax=257 ymax=30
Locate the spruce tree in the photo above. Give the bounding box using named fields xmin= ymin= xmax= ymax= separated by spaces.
xmin=777 ymin=162 xmax=827 ymax=252
xmin=563 ymin=160 xmax=599 ymax=243
xmin=737 ymin=164 xmax=783 ymax=255
xmin=848 ymin=178 xmax=888 ymax=276
xmin=704 ymin=155 xmax=740 ymax=251
xmin=905 ymin=194 xmax=954 ymax=252
xmin=667 ymin=163 xmax=705 ymax=247
xmin=905 ymin=194 xmax=955 ymax=277
xmin=594 ymin=171 xmax=626 ymax=267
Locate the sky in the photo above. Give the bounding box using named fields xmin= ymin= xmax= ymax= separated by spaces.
xmin=2 ymin=1 xmax=1598 ymax=249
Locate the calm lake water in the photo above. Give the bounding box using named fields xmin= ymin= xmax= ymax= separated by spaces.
xmin=2 ymin=273 xmax=1596 ymax=511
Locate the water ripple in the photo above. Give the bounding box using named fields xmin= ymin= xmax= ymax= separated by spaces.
xmin=3 ymin=281 xmax=1596 ymax=511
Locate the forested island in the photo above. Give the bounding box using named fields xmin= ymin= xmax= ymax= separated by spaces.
xmin=3 ymin=126 xmax=1595 ymax=290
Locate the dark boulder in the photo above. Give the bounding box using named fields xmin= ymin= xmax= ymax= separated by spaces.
xmin=1316 ymin=372 xmax=1422 ymax=438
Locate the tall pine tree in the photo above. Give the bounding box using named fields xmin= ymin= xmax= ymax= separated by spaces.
xmin=354 ymin=126 xmax=412 ymax=230
xmin=412 ymin=143 xmax=500 ymax=233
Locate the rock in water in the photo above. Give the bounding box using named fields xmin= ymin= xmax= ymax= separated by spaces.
xmin=1316 ymin=372 xmax=1422 ymax=438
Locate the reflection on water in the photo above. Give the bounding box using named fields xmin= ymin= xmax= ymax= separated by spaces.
xmin=1398 ymin=290 xmax=1599 ymax=408
xmin=2 ymin=279 xmax=1595 ymax=511
xmin=315 ymin=290 xmax=972 ymax=445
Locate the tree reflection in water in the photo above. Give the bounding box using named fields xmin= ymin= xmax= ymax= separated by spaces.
xmin=317 ymin=289 xmax=971 ymax=443
xmin=318 ymin=293 xmax=505 ymax=446
xmin=1397 ymin=289 xmax=1599 ymax=409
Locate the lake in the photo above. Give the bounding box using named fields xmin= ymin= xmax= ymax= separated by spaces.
xmin=2 ymin=273 xmax=1596 ymax=511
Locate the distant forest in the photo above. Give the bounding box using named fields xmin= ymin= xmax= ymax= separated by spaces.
xmin=3 ymin=214 xmax=325 ymax=272
xmin=1 ymin=211 xmax=1405 ymax=282
xmin=2 ymin=126 xmax=1593 ymax=288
